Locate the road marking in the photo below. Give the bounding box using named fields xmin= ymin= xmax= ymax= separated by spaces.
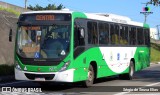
xmin=0 ymin=81 xmax=26 ymax=86
xmin=114 ymin=82 xmax=160 ymax=95
xmin=146 ymin=82 xmax=160 ymax=86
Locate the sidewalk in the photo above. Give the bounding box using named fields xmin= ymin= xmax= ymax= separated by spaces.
xmin=150 ymin=62 xmax=160 ymax=65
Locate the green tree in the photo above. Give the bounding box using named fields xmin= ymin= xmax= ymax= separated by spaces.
xmin=35 ymin=4 xmax=43 ymax=10
xmin=28 ymin=5 xmax=33 ymax=10
xmin=27 ymin=4 xmax=65 ymax=10
xmin=147 ymin=0 xmax=160 ymax=6
xmin=57 ymin=4 xmax=64 ymax=10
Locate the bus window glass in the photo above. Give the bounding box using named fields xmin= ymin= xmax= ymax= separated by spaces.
xmin=87 ymin=21 xmax=98 ymax=44
xmin=144 ymin=29 xmax=150 ymax=46
xmin=120 ymin=26 xmax=128 ymax=45
xmin=111 ymin=24 xmax=119 ymax=45
xmin=99 ymin=23 xmax=109 ymax=44
xmin=137 ymin=28 xmax=144 ymax=45
xmin=129 ymin=27 xmax=137 ymax=45
xmin=74 ymin=19 xmax=86 ymax=48
xmin=17 ymin=25 xmax=71 ymax=59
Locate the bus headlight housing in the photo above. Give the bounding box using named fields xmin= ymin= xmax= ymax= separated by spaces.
xmin=15 ymin=61 xmax=21 ymax=70
xmin=59 ymin=61 xmax=70 ymax=72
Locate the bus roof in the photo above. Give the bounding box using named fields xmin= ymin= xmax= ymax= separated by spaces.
xmin=21 ymin=10 xmax=148 ymax=27
xmin=21 ymin=10 xmax=73 ymax=14
xmin=85 ymin=13 xmax=144 ymax=27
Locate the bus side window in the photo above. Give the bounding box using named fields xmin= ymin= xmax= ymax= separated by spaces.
xmin=99 ymin=23 xmax=109 ymax=45
xmin=144 ymin=29 xmax=150 ymax=46
xmin=119 ymin=26 xmax=128 ymax=45
xmin=74 ymin=19 xmax=85 ymax=48
xmin=137 ymin=28 xmax=144 ymax=45
xmin=74 ymin=23 xmax=79 ymax=48
xmin=129 ymin=27 xmax=137 ymax=45
xmin=110 ymin=24 xmax=115 ymax=44
xmin=87 ymin=21 xmax=98 ymax=44
xmin=110 ymin=24 xmax=119 ymax=45
xmin=74 ymin=23 xmax=84 ymax=47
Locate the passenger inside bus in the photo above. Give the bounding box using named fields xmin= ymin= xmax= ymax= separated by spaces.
xmin=43 ymin=28 xmax=64 ymax=58
xmin=99 ymin=32 xmax=109 ymax=44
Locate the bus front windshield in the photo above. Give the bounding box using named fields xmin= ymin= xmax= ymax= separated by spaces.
xmin=17 ymin=24 xmax=70 ymax=59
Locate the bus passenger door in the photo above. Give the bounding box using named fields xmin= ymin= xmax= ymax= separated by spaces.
xmin=73 ymin=20 xmax=87 ymax=81
xmin=74 ymin=26 xmax=85 ymax=58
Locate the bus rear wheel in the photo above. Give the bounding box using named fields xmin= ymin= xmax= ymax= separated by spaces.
xmin=83 ymin=65 xmax=94 ymax=87
xmin=119 ymin=61 xmax=134 ymax=80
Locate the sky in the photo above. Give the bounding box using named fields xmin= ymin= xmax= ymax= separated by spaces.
xmin=1 ymin=0 xmax=160 ymax=28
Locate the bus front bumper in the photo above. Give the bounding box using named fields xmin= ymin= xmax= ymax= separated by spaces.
xmin=15 ymin=68 xmax=75 ymax=82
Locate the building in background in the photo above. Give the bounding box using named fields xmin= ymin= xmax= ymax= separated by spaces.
xmin=150 ymin=28 xmax=159 ymax=40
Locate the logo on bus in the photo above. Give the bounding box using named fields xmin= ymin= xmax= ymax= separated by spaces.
xmin=49 ymin=67 xmax=54 ymax=71
xmin=110 ymin=52 xmax=113 ymax=61
xmin=124 ymin=53 xmax=128 ymax=60
xmin=34 ymin=52 xmax=40 ymax=58
xmin=117 ymin=53 xmax=120 ymax=60
xmin=24 ymin=66 xmax=27 ymax=71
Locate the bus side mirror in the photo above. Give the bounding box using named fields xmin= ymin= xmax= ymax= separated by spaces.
xmin=79 ymin=28 xmax=85 ymax=38
xmin=9 ymin=29 xmax=12 ymax=42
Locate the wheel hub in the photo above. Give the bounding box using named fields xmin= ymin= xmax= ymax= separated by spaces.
xmin=88 ymin=71 xmax=93 ymax=82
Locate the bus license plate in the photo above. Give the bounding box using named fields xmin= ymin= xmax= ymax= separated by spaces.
xmin=35 ymin=78 xmax=45 ymax=81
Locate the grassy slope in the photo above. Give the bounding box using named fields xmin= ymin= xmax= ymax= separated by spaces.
xmin=0 ymin=6 xmax=20 ymax=16
xmin=150 ymin=43 xmax=160 ymax=63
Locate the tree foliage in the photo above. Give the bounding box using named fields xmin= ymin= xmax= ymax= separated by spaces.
xmin=27 ymin=4 xmax=65 ymax=11
xmin=147 ymin=0 xmax=160 ymax=6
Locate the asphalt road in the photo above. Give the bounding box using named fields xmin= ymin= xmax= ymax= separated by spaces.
xmin=0 ymin=64 xmax=160 ymax=95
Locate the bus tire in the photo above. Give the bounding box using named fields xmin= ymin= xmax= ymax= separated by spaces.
xmin=83 ymin=65 xmax=94 ymax=87
xmin=119 ymin=61 xmax=134 ymax=80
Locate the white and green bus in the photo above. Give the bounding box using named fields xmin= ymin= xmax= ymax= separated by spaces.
xmin=9 ymin=10 xmax=150 ymax=87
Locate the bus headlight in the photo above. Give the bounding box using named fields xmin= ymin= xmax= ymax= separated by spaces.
xmin=15 ymin=61 xmax=21 ymax=70
xmin=59 ymin=61 xmax=70 ymax=72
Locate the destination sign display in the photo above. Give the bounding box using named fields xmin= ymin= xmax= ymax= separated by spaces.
xmin=23 ymin=26 xmax=40 ymax=30
xmin=36 ymin=15 xmax=55 ymax=21
xmin=19 ymin=14 xmax=71 ymax=22
xmin=22 ymin=47 xmax=40 ymax=53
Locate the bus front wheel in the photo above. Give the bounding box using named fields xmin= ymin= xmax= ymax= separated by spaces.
xmin=83 ymin=65 xmax=94 ymax=87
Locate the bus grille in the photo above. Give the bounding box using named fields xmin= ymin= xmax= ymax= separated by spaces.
xmin=25 ymin=73 xmax=55 ymax=80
